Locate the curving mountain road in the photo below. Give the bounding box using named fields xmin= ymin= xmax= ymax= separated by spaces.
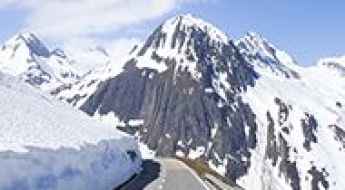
xmin=118 ymin=159 xmax=209 ymax=190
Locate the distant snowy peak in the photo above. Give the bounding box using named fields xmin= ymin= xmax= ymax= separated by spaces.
xmin=0 ymin=32 xmax=49 ymax=75
xmin=237 ymin=32 xmax=300 ymax=79
xmin=0 ymin=32 xmax=79 ymax=90
xmin=317 ymin=56 xmax=345 ymax=75
xmin=2 ymin=32 xmax=50 ymax=58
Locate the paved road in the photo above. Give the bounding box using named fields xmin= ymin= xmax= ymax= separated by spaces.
xmin=118 ymin=159 xmax=208 ymax=190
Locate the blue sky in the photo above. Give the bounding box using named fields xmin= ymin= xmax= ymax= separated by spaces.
xmin=0 ymin=0 xmax=344 ymax=65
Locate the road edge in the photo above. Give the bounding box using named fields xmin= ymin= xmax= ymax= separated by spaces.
xmin=175 ymin=159 xmax=211 ymax=190
xmin=113 ymin=174 xmax=138 ymax=190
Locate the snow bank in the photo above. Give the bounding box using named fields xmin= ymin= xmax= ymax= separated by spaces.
xmin=0 ymin=139 xmax=140 ymax=190
xmin=0 ymin=73 xmax=142 ymax=190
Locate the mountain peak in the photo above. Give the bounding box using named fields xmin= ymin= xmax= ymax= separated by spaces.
xmin=131 ymin=14 xmax=250 ymax=82
xmin=161 ymin=14 xmax=229 ymax=43
xmin=238 ymin=31 xmax=275 ymax=56
xmin=4 ymin=31 xmax=50 ymax=58
xmin=135 ymin=14 xmax=232 ymax=60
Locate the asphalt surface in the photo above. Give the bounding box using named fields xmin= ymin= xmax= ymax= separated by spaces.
xmin=118 ymin=159 xmax=208 ymax=190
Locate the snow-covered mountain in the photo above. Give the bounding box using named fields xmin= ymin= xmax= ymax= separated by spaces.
xmin=0 ymin=32 xmax=79 ymax=90
xmin=47 ymin=14 xmax=345 ymax=190
xmin=0 ymin=72 xmax=141 ymax=190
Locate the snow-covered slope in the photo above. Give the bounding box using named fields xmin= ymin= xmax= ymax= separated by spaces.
xmin=51 ymin=67 xmax=107 ymax=108
xmin=0 ymin=73 xmax=141 ymax=190
xmin=0 ymin=32 xmax=79 ymax=90
xmin=239 ymin=66 xmax=345 ymax=190
xmin=232 ymin=34 xmax=345 ymax=189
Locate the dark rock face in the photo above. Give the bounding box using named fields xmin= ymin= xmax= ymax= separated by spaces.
xmin=265 ymin=115 xmax=301 ymax=190
xmin=301 ymin=113 xmax=318 ymax=151
xmin=51 ymin=84 xmax=72 ymax=96
xmin=64 ymin=94 xmax=87 ymax=106
xmin=308 ymin=166 xmax=330 ymax=190
xmin=81 ymin=15 xmax=259 ymax=182
xmin=336 ymin=101 xmax=342 ymax=108
xmin=330 ymin=125 xmax=345 ymax=149
xmin=83 ymin=64 xmax=257 ymax=180
xmin=82 ymin=51 xmax=258 ymax=181
xmin=277 ymin=134 xmax=301 ymax=190
xmin=265 ymin=111 xmax=278 ymax=166
xmin=265 ymin=99 xmax=301 ymax=190
xmin=275 ymin=97 xmax=290 ymax=126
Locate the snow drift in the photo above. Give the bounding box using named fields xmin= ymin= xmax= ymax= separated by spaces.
xmin=0 ymin=73 xmax=141 ymax=190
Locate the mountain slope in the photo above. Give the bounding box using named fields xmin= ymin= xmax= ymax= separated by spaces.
xmin=0 ymin=72 xmax=141 ymax=190
xmin=0 ymin=32 xmax=79 ymax=90
xmin=240 ymin=66 xmax=345 ymax=190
